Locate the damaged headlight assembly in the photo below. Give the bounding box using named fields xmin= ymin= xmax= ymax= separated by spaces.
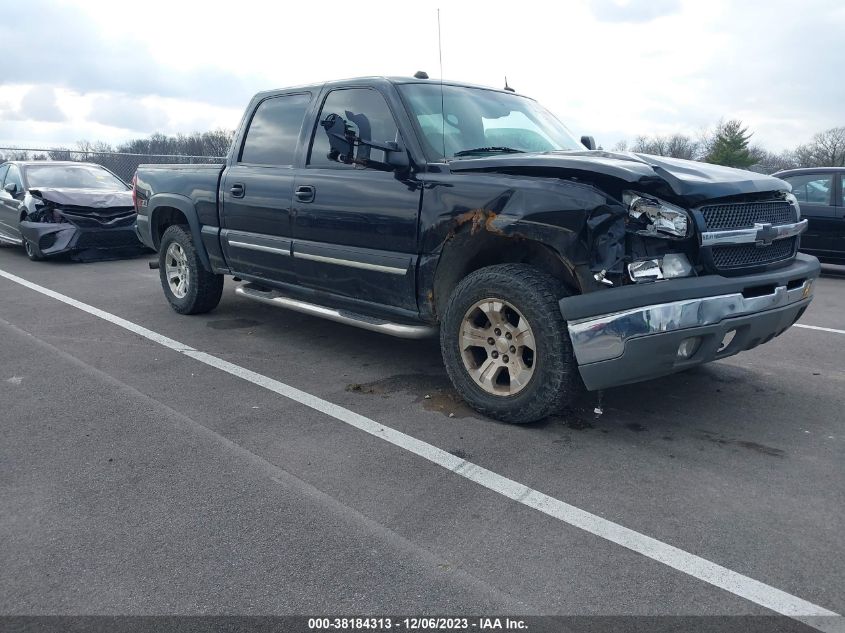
xmin=623 ymin=191 xmax=694 ymax=282
xmin=623 ymin=191 xmax=690 ymax=238
xmin=785 ymin=191 xmax=801 ymax=219
xmin=628 ymin=253 xmax=693 ymax=282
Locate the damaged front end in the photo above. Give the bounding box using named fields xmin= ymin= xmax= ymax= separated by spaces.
xmin=21 ymin=188 xmax=144 ymax=260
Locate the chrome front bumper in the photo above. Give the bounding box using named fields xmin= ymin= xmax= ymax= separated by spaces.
xmin=560 ymin=255 xmax=820 ymax=391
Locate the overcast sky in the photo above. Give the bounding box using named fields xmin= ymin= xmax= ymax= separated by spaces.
xmin=1 ymin=0 xmax=843 ymax=152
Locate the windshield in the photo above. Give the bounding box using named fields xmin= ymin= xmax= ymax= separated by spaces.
xmin=397 ymin=83 xmax=584 ymax=161
xmin=24 ymin=164 xmax=128 ymax=190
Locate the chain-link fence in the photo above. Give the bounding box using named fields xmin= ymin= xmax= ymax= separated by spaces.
xmin=0 ymin=147 xmax=226 ymax=183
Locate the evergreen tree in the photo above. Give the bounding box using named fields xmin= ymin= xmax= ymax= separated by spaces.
xmin=705 ymin=120 xmax=755 ymax=168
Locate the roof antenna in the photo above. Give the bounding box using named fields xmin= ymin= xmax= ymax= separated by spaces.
xmin=504 ymin=76 xmax=515 ymax=92
xmin=437 ymin=8 xmax=446 ymax=161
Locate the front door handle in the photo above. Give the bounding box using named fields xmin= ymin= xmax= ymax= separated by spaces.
xmin=295 ymin=185 xmax=315 ymax=203
xmin=230 ymin=183 xmax=245 ymax=198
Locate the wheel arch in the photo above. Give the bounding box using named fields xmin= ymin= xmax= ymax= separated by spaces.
xmin=148 ymin=194 xmax=211 ymax=271
xmin=430 ymin=224 xmax=582 ymax=321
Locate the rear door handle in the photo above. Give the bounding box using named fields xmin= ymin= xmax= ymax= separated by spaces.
xmin=295 ymin=185 xmax=315 ymax=203
xmin=230 ymin=183 xmax=245 ymax=198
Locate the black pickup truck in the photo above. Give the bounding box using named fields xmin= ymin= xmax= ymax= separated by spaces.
xmin=133 ymin=76 xmax=820 ymax=423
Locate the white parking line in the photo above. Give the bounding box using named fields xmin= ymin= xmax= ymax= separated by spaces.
xmin=0 ymin=267 xmax=842 ymax=633
xmin=795 ymin=323 xmax=845 ymax=335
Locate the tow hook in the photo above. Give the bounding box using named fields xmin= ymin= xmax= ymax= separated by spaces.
xmin=593 ymin=269 xmax=614 ymax=287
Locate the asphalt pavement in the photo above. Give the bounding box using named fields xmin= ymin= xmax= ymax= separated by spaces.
xmin=0 ymin=245 xmax=842 ymax=631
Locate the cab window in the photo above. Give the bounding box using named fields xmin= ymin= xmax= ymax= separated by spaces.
xmin=239 ymin=93 xmax=311 ymax=166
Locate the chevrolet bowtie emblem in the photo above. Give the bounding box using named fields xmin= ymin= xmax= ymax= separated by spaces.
xmin=754 ymin=223 xmax=779 ymax=247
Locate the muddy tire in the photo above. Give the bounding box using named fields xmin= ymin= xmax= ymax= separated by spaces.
xmin=440 ymin=264 xmax=579 ymax=424
xmin=159 ymin=224 xmax=223 ymax=315
xmin=23 ymin=237 xmax=43 ymax=261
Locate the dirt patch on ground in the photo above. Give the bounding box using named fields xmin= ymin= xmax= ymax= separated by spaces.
xmin=697 ymin=430 xmax=785 ymax=458
xmin=346 ymin=373 xmax=476 ymax=419
xmin=206 ymin=318 xmax=262 ymax=330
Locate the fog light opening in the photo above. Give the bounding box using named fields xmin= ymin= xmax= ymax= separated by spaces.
xmin=718 ymin=330 xmax=737 ymax=352
xmin=677 ymin=337 xmax=702 ymax=360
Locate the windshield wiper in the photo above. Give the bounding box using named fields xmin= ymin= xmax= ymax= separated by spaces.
xmin=453 ymin=146 xmax=525 ymax=157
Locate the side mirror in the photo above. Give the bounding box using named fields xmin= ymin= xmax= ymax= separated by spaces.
xmin=321 ymin=113 xmax=356 ymax=164
xmin=3 ymin=182 xmax=17 ymax=195
xmin=321 ymin=112 xmax=409 ymax=171
xmin=581 ymin=135 xmax=597 ymax=151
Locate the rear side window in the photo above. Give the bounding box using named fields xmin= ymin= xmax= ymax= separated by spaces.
xmin=841 ymin=175 xmax=845 ymax=206
xmin=239 ymin=93 xmax=311 ymax=166
xmin=785 ymin=173 xmax=833 ymax=205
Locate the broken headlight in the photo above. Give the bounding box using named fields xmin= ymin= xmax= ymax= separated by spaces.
xmin=623 ymin=191 xmax=690 ymax=238
xmin=785 ymin=192 xmax=801 ymax=219
xmin=628 ymin=253 xmax=693 ymax=282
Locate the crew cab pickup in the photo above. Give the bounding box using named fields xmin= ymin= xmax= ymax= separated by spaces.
xmin=133 ymin=76 xmax=820 ymax=423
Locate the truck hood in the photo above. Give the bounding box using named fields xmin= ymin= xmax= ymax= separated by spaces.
xmin=29 ymin=188 xmax=133 ymax=208
xmin=448 ymin=150 xmax=787 ymax=204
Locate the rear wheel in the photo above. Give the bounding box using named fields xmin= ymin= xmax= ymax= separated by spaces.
xmin=158 ymin=225 xmax=223 ymax=314
xmin=440 ymin=264 xmax=579 ymax=423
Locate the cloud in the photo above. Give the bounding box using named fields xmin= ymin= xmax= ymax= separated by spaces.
xmin=588 ymin=0 xmax=682 ymax=23
xmin=88 ymin=94 xmax=169 ymax=132
xmin=18 ymin=85 xmax=67 ymax=122
xmin=0 ymin=0 xmax=260 ymax=108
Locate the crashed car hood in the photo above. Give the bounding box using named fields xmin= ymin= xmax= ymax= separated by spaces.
xmin=29 ymin=187 xmax=133 ymax=208
xmin=448 ymin=150 xmax=787 ymax=203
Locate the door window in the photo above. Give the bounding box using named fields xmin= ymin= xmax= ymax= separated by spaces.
xmin=785 ymin=173 xmax=833 ymax=205
xmin=239 ymin=93 xmax=311 ymax=166
xmin=308 ymin=88 xmax=399 ymax=168
xmin=0 ymin=164 xmax=9 ymax=187
xmin=841 ymin=174 xmax=845 ymax=206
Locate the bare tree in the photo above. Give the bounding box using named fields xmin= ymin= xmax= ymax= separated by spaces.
xmin=627 ymin=133 xmax=701 ymax=159
xmin=793 ymin=127 xmax=845 ymax=167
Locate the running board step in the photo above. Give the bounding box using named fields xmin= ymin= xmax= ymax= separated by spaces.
xmin=234 ymin=283 xmax=437 ymax=339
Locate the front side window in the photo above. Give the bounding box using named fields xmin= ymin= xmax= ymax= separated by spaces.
xmin=4 ymin=165 xmax=23 ymax=193
xmin=785 ymin=173 xmax=833 ymax=205
xmin=309 ymin=88 xmax=399 ymax=168
xmin=240 ymin=93 xmax=311 ymax=166
xmin=25 ymin=164 xmax=127 ymax=190
xmin=398 ymin=83 xmax=584 ymax=161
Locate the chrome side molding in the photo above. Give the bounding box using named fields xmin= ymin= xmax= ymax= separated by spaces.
xmin=234 ymin=284 xmax=437 ymax=339
xmin=227 ymin=240 xmax=291 ymax=256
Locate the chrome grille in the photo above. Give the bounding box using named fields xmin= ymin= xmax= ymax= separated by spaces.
xmin=700 ymin=201 xmax=796 ymax=230
xmin=712 ymin=237 xmax=798 ymax=269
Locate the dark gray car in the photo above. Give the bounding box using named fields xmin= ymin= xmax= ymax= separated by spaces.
xmin=773 ymin=167 xmax=845 ymax=264
xmin=0 ymin=161 xmax=142 ymax=261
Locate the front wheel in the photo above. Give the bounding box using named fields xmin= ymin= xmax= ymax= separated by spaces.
xmin=23 ymin=237 xmax=43 ymax=261
xmin=159 ymin=225 xmax=223 ymax=314
xmin=440 ymin=264 xmax=580 ymax=424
